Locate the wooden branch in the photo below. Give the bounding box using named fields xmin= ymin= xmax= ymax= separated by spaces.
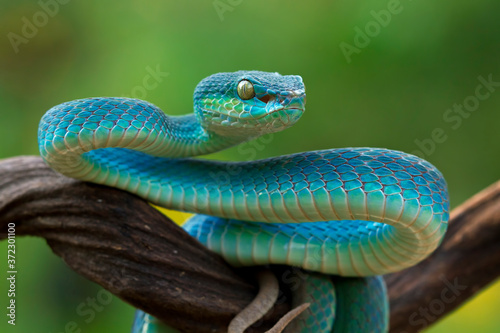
xmin=0 ymin=156 xmax=499 ymax=332
xmin=0 ymin=156 xmax=287 ymax=332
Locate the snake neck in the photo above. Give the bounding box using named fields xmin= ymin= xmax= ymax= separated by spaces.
xmin=38 ymin=98 xmax=254 ymax=178
xmin=164 ymin=114 xmax=249 ymax=157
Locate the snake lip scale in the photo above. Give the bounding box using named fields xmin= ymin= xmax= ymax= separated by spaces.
xmin=38 ymin=70 xmax=449 ymax=333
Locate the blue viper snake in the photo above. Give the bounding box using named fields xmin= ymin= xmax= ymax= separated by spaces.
xmin=38 ymin=71 xmax=449 ymax=332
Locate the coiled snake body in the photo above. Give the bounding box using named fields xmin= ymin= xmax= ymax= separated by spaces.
xmin=38 ymin=71 xmax=449 ymax=332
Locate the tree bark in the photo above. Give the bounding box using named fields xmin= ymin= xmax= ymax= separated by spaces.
xmin=0 ymin=156 xmax=498 ymax=332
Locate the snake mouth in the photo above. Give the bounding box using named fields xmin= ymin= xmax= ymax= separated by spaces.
xmin=244 ymin=94 xmax=306 ymax=121
xmin=201 ymin=105 xmax=304 ymax=121
xmin=200 ymin=106 xmax=303 ymax=136
xmin=261 ymin=106 xmax=305 ymax=119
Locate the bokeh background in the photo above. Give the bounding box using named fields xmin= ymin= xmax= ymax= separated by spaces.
xmin=0 ymin=0 xmax=499 ymax=332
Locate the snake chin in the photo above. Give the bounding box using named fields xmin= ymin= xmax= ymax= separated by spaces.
xmin=265 ymin=107 xmax=304 ymax=131
xmin=199 ymin=106 xmax=304 ymax=137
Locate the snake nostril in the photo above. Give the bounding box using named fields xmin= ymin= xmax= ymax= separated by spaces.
xmin=258 ymin=95 xmax=271 ymax=104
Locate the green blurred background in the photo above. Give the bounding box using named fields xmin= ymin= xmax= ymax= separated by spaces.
xmin=0 ymin=0 xmax=499 ymax=332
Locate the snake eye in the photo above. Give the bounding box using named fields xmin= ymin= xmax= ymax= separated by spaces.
xmin=237 ymin=80 xmax=255 ymax=100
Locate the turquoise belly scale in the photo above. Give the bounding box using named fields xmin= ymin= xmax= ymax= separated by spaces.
xmin=38 ymin=71 xmax=449 ymax=332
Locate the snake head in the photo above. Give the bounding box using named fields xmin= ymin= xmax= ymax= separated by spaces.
xmin=193 ymin=71 xmax=305 ymax=137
